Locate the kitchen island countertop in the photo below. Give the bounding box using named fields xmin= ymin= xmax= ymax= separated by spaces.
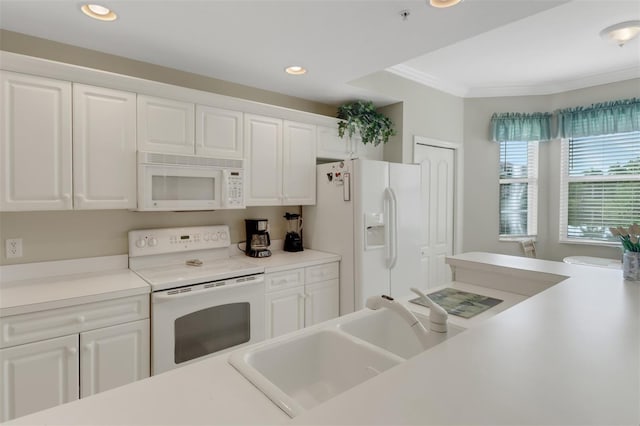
xmin=6 ymin=252 xmax=639 ymax=425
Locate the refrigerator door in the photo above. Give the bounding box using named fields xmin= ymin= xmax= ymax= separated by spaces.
xmin=389 ymin=163 xmax=425 ymax=297
xmin=353 ymin=159 xmax=390 ymax=310
xmin=302 ymin=160 xmax=355 ymax=315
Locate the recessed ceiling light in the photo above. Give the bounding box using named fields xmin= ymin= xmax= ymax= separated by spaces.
xmin=600 ymin=20 xmax=640 ymax=47
xmin=81 ymin=4 xmax=117 ymax=21
xmin=429 ymin=0 xmax=463 ymax=8
xmin=285 ymin=66 xmax=307 ymax=75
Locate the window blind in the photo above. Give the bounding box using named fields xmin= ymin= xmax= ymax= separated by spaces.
xmin=499 ymin=141 xmax=538 ymax=237
xmin=560 ymin=131 xmax=640 ymax=243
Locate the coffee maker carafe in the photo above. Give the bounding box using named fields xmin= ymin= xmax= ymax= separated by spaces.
xmin=283 ymin=212 xmax=303 ymax=252
xmin=245 ymin=219 xmax=271 ymax=258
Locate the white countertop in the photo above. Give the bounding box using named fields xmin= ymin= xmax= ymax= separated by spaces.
xmin=234 ymin=248 xmax=341 ymax=273
xmin=0 ymin=255 xmax=150 ymax=317
xmin=6 ymin=252 xmax=639 ymax=425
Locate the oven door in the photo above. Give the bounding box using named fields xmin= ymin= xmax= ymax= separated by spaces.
xmin=151 ymin=275 xmax=265 ymax=375
xmin=138 ymin=163 xmax=223 ymax=211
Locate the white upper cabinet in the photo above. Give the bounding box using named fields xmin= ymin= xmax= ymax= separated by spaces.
xmin=196 ymin=105 xmax=243 ymax=159
xmin=244 ymin=114 xmax=283 ymax=206
xmin=244 ymin=115 xmax=316 ymax=206
xmin=316 ymin=124 xmax=352 ymax=160
xmin=73 ymin=84 xmax=137 ymax=210
xmin=0 ymin=71 xmax=73 ymax=211
xmin=283 ymin=120 xmax=316 ymax=205
xmin=316 ymin=123 xmax=383 ymax=161
xmin=137 ymin=95 xmax=195 ymax=155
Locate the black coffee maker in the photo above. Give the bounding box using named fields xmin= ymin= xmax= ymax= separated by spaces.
xmin=283 ymin=212 xmax=303 ymax=252
xmin=245 ymin=219 xmax=271 ymax=258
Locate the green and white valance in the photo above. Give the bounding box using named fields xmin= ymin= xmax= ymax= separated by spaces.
xmin=556 ymin=98 xmax=640 ymax=139
xmin=490 ymin=112 xmax=552 ymax=142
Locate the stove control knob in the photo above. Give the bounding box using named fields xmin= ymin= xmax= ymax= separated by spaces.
xmin=135 ymin=238 xmax=146 ymax=248
xmin=204 ymin=234 xmax=210 ymax=241
xmin=148 ymin=237 xmax=158 ymax=247
xmin=211 ymin=233 xmax=218 ymax=241
xmin=220 ymin=231 xmax=228 ymax=240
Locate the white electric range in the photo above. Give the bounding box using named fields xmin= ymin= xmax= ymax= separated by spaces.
xmin=128 ymin=225 xmax=265 ymax=375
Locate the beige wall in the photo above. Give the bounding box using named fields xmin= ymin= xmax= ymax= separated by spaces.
xmin=351 ymin=71 xmax=465 ymax=163
xmin=463 ymin=78 xmax=640 ymax=261
xmin=0 ymin=207 xmax=299 ymax=265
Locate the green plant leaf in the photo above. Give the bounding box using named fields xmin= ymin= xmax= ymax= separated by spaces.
xmin=336 ymin=100 xmax=396 ymax=146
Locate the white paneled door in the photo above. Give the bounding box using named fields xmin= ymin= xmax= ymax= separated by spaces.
xmin=415 ymin=144 xmax=455 ymax=289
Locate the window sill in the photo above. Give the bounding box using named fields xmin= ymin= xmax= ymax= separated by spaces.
xmin=558 ymin=238 xmax=620 ymax=248
xmin=499 ymin=236 xmax=537 ymax=243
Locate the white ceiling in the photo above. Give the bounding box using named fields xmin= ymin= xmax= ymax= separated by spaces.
xmin=0 ymin=0 xmax=638 ymax=106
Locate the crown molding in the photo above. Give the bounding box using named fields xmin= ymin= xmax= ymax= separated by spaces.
xmin=385 ymin=64 xmax=469 ymax=97
xmin=386 ymin=63 xmax=640 ymax=99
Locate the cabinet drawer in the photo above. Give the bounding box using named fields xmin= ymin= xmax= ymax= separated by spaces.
xmin=305 ymin=262 xmax=339 ymax=284
xmin=0 ymin=294 xmax=149 ymax=349
xmin=265 ymin=268 xmax=304 ymax=292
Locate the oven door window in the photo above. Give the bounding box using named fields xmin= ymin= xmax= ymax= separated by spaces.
xmin=174 ymin=302 xmax=250 ymax=364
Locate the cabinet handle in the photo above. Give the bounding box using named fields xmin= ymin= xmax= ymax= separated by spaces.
xmin=68 ymin=347 xmax=77 ymax=355
xmin=77 ymin=315 xmax=86 ymax=323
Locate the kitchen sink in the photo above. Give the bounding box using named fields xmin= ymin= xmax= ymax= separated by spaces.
xmin=228 ymin=328 xmax=402 ymax=418
xmin=229 ymin=307 xmax=465 ymax=418
xmin=338 ymin=308 xmax=466 ymax=359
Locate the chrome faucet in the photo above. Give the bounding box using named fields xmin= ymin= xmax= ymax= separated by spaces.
xmin=365 ymin=294 xmax=431 ymax=349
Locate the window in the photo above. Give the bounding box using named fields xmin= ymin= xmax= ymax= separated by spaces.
xmin=560 ymin=131 xmax=640 ymax=244
xmin=499 ymin=140 xmax=538 ymax=238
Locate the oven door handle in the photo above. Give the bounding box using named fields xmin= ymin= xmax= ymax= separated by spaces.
xmin=152 ymin=277 xmax=264 ymax=303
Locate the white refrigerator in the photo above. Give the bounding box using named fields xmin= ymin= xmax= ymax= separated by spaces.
xmin=303 ymin=159 xmax=424 ymax=315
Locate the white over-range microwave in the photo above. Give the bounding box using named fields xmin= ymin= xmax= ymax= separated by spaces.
xmin=137 ymin=152 xmax=244 ymax=211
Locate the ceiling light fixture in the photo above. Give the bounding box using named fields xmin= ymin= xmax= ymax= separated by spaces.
xmin=600 ymin=20 xmax=640 ymax=47
xmin=81 ymin=4 xmax=117 ymax=21
xmin=285 ymin=66 xmax=307 ymax=75
xmin=429 ymin=0 xmax=463 ymax=8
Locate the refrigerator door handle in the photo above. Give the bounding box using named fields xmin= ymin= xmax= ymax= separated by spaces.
xmin=384 ymin=187 xmax=398 ymax=269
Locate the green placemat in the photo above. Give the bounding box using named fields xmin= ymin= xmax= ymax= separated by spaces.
xmin=409 ymin=288 xmax=503 ymax=319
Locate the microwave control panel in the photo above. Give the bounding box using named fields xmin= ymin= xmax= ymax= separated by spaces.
xmin=224 ymin=170 xmax=244 ymax=208
xmin=128 ymin=226 xmax=230 ymax=257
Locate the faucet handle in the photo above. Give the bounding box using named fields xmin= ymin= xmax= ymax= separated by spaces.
xmin=410 ymin=288 xmax=448 ymax=333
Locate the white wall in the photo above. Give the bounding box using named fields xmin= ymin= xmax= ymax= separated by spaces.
xmin=463 ymin=78 xmax=640 ymax=261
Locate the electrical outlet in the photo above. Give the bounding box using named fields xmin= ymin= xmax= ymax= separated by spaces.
xmin=6 ymin=238 xmax=23 ymax=258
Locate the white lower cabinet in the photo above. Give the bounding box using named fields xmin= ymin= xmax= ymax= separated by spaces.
xmin=264 ymin=262 xmax=339 ymax=339
xmin=0 ymin=334 xmax=79 ymax=421
xmin=0 ymin=295 xmax=149 ymax=422
xmin=80 ymin=319 xmax=150 ymax=398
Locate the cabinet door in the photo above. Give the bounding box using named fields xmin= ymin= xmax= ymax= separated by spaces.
xmin=244 ymin=114 xmax=282 ymax=206
xmin=265 ymin=287 xmax=305 ymax=339
xmin=196 ymin=105 xmax=243 ymax=159
xmin=304 ymin=279 xmax=339 ymax=328
xmin=73 ymin=84 xmax=136 ymax=209
xmin=0 ymin=334 xmax=79 ymax=422
xmin=137 ymin=95 xmax=194 ymax=154
xmin=0 ymin=71 xmax=72 ymax=211
xmin=283 ymin=121 xmax=316 ymax=205
xmin=316 ymin=124 xmax=351 ymax=160
xmin=80 ymin=319 xmax=149 ymax=398
xmin=356 ymin=133 xmax=384 ymax=161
